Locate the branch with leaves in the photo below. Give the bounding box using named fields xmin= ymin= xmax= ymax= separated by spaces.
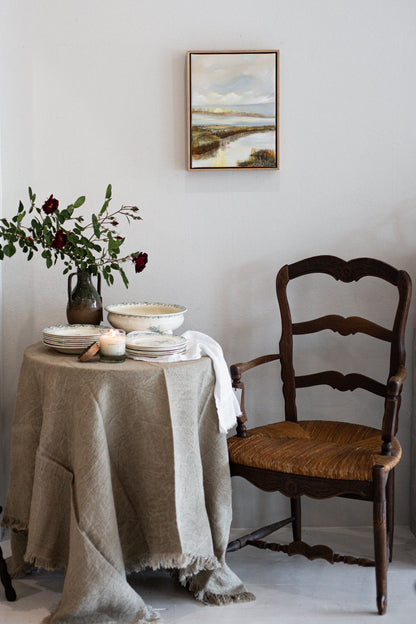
xmin=0 ymin=184 xmax=148 ymax=287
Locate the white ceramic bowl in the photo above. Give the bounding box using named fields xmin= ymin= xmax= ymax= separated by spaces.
xmin=105 ymin=302 xmax=187 ymax=333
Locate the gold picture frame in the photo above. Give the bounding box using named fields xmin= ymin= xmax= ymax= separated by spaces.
xmin=187 ymin=50 xmax=279 ymax=171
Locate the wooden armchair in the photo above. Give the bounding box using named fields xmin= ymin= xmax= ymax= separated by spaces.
xmin=227 ymin=256 xmax=411 ymax=615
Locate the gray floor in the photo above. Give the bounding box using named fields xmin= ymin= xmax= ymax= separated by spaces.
xmin=1 ymin=526 xmax=416 ymax=623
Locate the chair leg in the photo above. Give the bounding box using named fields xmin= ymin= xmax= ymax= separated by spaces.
xmin=291 ymin=497 xmax=301 ymax=542
xmin=386 ymin=469 xmax=394 ymax=563
xmin=0 ymin=506 xmax=16 ymax=602
xmin=0 ymin=545 xmax=16 ymax=602
xmin=373 ymin=465 xmax=387 ymax=615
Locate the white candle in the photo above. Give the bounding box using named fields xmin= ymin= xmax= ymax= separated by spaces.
xmin=100 ymin=329 xmax=126 ymax=358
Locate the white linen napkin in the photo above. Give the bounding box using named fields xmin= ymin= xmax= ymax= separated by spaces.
xmin=128 ymin=330 xmax=241 ymax=433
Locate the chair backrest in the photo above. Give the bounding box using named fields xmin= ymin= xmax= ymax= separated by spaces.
xmin=276 ymin=256 xmax=411 ymax=433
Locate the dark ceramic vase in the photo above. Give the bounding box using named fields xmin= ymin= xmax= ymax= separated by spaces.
xmin=66 ymin=269 xmax=103 ymax=325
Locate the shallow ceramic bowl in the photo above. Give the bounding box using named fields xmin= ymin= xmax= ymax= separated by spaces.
xmin=105 ymin=302 xmax=187 ymax=333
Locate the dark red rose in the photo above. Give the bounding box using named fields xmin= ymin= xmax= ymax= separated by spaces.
xmin=132 ymin=252 xmax=148 ymax=273
xmin=51 ymin=230 xmax=67 ymax=250
xmin=27 ymin=237 xmax=34 ymax=243
xmin=112 ymin=220 xmax=119 ymax=226
xmin=42 ymin=195 xmax=59 ymax=214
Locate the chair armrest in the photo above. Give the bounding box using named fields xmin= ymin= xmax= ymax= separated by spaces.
xmin=230 ymin=354 xmax=281 ymax=385
xmin=387 ymin=365 xmax=407 ymax=397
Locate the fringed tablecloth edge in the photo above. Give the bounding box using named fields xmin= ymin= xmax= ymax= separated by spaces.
xmin=1 ymin=515 xmax=28 ymax=532
xmin=24 ymin=549 xmax=67 ymax=573
xmin=125 ymin=552 xmax=220 ymax=576
xmin=198 ymin=590 xmax=256 ymax=605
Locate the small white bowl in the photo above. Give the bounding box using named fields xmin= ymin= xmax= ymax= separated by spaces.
xmin=105 ymin=302 xmax=187 ymax=333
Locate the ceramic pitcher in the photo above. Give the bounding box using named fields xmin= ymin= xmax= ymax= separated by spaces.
xmin=67 ymin=269 xmax=103 ymax=325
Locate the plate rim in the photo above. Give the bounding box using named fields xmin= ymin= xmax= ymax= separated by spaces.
xmin=106 ymin=302 xmax=187 ymax=318
xmin=43 ymin=324 xmax=111 ymax=337
xmin=126 ymin=333 xmax=186 ymax=349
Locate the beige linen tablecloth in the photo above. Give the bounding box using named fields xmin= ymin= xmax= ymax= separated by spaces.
xmin=2 ymin=343 xmax=253 ymax=624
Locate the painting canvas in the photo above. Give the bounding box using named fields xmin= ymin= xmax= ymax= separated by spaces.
xmin=187 ymin=50 xmax=279 ymax=170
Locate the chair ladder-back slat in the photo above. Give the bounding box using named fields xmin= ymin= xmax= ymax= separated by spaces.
xmin=295 ymin=371 xmax=387 ymax=397
xmin=292 ymin=315 xmax=392 ymax=342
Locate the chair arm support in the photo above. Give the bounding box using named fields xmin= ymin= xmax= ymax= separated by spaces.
xmin=387 ymin=365 xmax=407 ymax=397
xmin=230 ymin=354 xmax=281 ymax=385
xmin=230 ymin=354 xmax=280 ymax=438
xmin=381 ymin=365 xmax=407 ymax=455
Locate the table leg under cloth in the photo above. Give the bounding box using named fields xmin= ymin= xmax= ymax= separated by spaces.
xmin=2 ymin=344 xmax=254 ymax=624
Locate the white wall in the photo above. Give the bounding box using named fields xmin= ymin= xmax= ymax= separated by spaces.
xmin=1 ymin=0 xmax=416 ymax=528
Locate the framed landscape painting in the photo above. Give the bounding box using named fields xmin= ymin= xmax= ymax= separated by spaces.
xmin=187 ymin=50 xmax=279 ymax=170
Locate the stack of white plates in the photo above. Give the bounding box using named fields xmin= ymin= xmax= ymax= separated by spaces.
xmin=126 ymin=332 xmax=187 ymax=359
xmin=42 ymin=325 xmax=111 ymax=354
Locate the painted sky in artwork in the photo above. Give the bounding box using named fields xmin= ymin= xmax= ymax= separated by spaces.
xmin=191 ymin=53 xmax=276 ymax=107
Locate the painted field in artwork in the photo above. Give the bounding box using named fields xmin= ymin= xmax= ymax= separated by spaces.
xmin=189 ymin=52 xmax=278 ymax=169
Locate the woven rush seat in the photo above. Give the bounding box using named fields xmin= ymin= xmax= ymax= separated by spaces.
xmin=228 ymin=420 xmax=402 ymax=482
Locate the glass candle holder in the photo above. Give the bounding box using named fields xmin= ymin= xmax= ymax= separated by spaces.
xmin=99 ymin=329 xmax=126 ymax=363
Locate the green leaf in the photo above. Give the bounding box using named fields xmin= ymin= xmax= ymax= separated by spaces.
xmin=1 ymin=218 xmax=9 ymax=226
xmin=27 ymin=250 xmax=33 ymax=261
xmin=73 ymin=196 xmax=85 ymax=208
xmin=107 ymin=232 xmax=122 ymax=256
xmin=119 ymin=266 xmax=129 ymax=288
xmin=85 ymin=249 xmax=96 ymax=263
xmin=46 ymin=256 xmax=53 ymax=268
xmin=28 ymin=196 xmax=36 ymax=213
xmin=105 ymin=184 xmax=112 ymax=199
xmin=18 ymin=201 xmax=24 ymax=213
xmin=3 ymin=243 xmax=16 ymax=257
xmin=32 ymin=221 xmax=42 ymax=236
xmin=99 ymin=199 xmax=110 ymax=216
xmin=92 ymin=214 xmax=100 ymax=238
